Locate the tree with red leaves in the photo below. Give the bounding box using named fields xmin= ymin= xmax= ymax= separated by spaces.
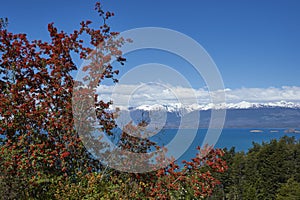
xmin=0 ymin=2 xmax=124 ymax=198
xmin=0 ymin=2 xmax=227 ymax=199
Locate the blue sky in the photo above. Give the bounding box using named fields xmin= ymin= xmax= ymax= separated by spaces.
xmin=1 ymin=0 xmax=300 ymax=103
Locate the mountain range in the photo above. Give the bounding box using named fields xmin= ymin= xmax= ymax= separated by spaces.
xmin=114 ymin=101 xmax=300 ymax=128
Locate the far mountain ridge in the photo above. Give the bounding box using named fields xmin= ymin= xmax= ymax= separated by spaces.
xmin=112 ymin=101 xmax=300 ymax=129
xmin=118 ymin=100 xmax=300 ymax=112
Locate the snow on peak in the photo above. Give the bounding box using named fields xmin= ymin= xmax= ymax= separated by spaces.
xmin=135 ymin=104 xmax=165 ymax=111
xmin=114 ymin=101 xmax=300 ymax=112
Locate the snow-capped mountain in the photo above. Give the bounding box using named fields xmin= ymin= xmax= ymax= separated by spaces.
xmin=112 ymin=101 xmax=300 ymax=128
xmin=118 ymin=101 xmax=300 ymax=113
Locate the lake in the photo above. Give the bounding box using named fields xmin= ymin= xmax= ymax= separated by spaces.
xmin=150 ymin=128 xmax=300 ymax=163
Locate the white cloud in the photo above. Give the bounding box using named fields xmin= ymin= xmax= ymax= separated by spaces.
xmin=226 ymin=86 xmax=300 ymax=102
xmin=96 ymin=84 xmax=300 ymax=107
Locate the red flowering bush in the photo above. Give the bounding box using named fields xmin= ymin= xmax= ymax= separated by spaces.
xmin=0 ymin=2 xmax=227 ymax=199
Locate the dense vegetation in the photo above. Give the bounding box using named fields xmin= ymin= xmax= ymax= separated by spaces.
xmin=209 ymin=136 xmax=300 ymax=200
xmin=0 ymin=2 xmax=227 ymax=199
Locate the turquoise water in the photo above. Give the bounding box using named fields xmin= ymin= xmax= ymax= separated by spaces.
xmin=150 ymin=128 xmax=300 ymax=163
xmin=2 ymin=128 xmax=299 ymax=165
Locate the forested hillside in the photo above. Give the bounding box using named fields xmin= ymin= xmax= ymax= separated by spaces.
xmin=208 ymin=136 xmax=300 ymax=199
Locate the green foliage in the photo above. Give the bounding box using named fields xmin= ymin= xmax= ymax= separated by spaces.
xmin=208 ymin=136 xmax=300 ymax=200
xmin=276 ymin=177 xmax=300 ymax=200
